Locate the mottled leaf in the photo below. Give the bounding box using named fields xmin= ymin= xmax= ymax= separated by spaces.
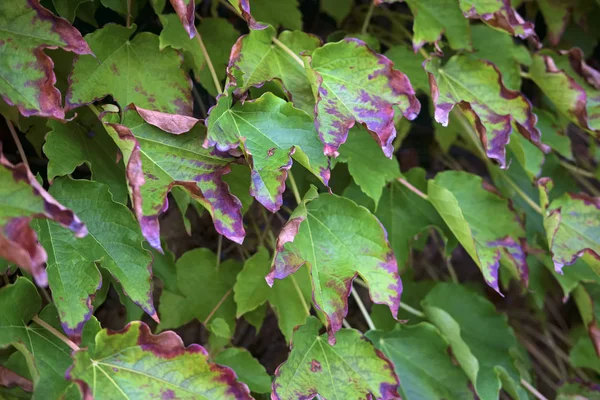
xmin=267 ymin=187 xmax=401 ymax=342
xmin=426 ymin=55 xmax=546 ymax=167
xmin=67 ymin=321 xmax=252 ymax=399
xmin=385 ymin=46 xmax=429 ymax=94
xmin=234 ymin=247 xmax=271 ymax=317
xmin=272 ymin=316 xmax=400 ymax=400
xmin=228 ymin=25 xmax=321 ymax=114
xmin=102 ymin=106 xmax=245 ymax=250
xmin=367 ymin=323 xmax=473 ymax=400
xmin=207 ymin=91 xmax=329 ymax=211
xmin=214 ymin=348 xmax=272 ymax=393
xmin=337 ymin=126 xmax=400 ymax=205
xmin=428 ymin=171 xmax=527 ymax=293
xmin=66 ymin=24 xmax=192 ymax=115
xmin=158 ymin=248 xmax=241 ymax=334
xmin=458 ymin=0 xmax=538 ymax=42
xmin=36 ymin=178 xmax=156 ymax=338
xmin=309 ymin=38 xmax=420 ymax=158
xmin=0 ymin=0 xmax=91 ymax=119
xmin=423 ymin=283 xmax=531 ymax=400
xmin=0 ymin=148 xmax=86 ymax=286
xmin=44 ymin=107 xmax=128 ymax=204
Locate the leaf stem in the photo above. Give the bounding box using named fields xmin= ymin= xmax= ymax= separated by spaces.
xmin=292 ymin=275 xmax=311 ymax=316
xmin=397 ymin=177 xmax=428 ymax=200
xmin=194 ymin=28 xmax=223 ymax=95
xmin=499 ymin=173 xmax=543 ymax=215
xmin=5 ymin=118 xmax=29 ymax=170
xmin=520 ymin=71 xmax=532 ymax=80
xmin=216 ymin=235 xmax=223 ymax=268
xmin=218 ymin=0 xmax=242 ymax=18
xmin=126 ymin=0 xmax=132 ymax=27
xmin=351 ymin=287 xmax=376 ymax=331
xmin=271 ymin=37 xmax=304 ymax=68
xmin=203 ymin=288 xmax=232 ymax=325
xmin=558 ymin=159 xmax=596 ymax=178
xmin=287 ymin=170 xmax=302 ymax=205
xmin=32 ymin=315 xmax=80 ymax=352
xmin=520 ymin=379 xmax=548 ymax=400
xmin=361 ymin=2 xmax=375 ymax=34
xmin=399 ymin=302 xmax=426 ymax=318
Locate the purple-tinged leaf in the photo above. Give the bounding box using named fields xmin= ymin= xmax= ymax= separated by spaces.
xmin=0 ymin=146 xmax=87 ymax=286
xmin=133 ymin=104 xmax=201 ymax=134
xmin=272 ymin=316 xmax=400 ymax=400
xmin=227 ymin=0 xmax=268 ymax=29
xmin=308 ymin=39 xmax=420 ymax=158
xmin=67 ymin=321 xmax=252 ymax=399
xmin=0 ymin=0 xmax=92 ymax=119
xmin=267 ymin=186 xmax=401 ymax=342
xmin=101 ymin=107 xmax=244 ymax=251
xmin=425 ymin=55 xmax=548 ymax=167
xmin=168 ymin=0 xmax=195 ymax=38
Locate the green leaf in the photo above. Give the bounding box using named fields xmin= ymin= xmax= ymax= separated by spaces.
xmin=402 ymin=0 xmax=472 ymax=51
xmin=367 ymin=323 xmax=473 ymax=400
xmin=213 ymin=348 xmax=272 ymax=393
xmin=458 ymin=0 xmax=538 ymax=41
xmin=159 ymin=15 xmax=239 ymax=96
xmin=44 ymin=107 xmax=128 ymax=204
xmin=36 ymin=178 xmax=156 ymax=338
xmin=267 ymin=187 xmax=401 ymax=341
xmin=557 ymin=380 xmax=600 ymax=400
xmin=272 ymin=316 xmax=400 ymax=399
xmin=570 ymin=326 xmax=600 ymax=374
xmin=321 ymin=0 xmax=352 ymax=26
xmin=66 ymin=23 xmax=192 ymax=115
xmin=337 ymin=126 xmax=400 ymax=205
xmin=428 ymin=171 xmax=527 ymax=293
xmin=158 ymin=248 xmax=241 ymax=334
xmin=535 ymin=108 xmax=572 ymax=159
xmin=206 ymin=91 xmax=329 ymax=212
xmin=234 ymin=247 xmax=271 ymax=317
xmin=228 ymin=25 xmax=321 ymax=114
xmin=102 ymin=106 xmax=245 ymax=250
xmin=385 ymin=45 xmax=429 ymax=94
xmin=425 ymin=55 xmax=546 ymax=167
xmin=147 ymin=245 xmax=180 ymax=294
xmin=52 ymin=0 xmax=93 ymax=22
xmin=309 ymin=39 xmax=420 ymax=158
xmin=249 ymin=0 xmax=302 ymax=30
xmin=68 ymin=321 xmax=253 ymax=399
xmin=538 ymin=0 xmax=570 ymax=45
xmin=0 ymin=0 xmax=91 ymax=119
xmin=0 ymin=148 xmax=86 ymax=286
xmin=422 ymin=283 xmax=530 ymax=400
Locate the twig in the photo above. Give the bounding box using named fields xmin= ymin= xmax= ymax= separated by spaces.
xmin=203 ymin=288 xmax=232 ymax=325
xmin=520 ymin=379 xmax=548 ymax=400
xmin=272 ymin=37 xmax=304 ymax=67
xmin=32 ymin=315 xmax=80 ymax=352
xmin=5 ymin=118 xmax=29 ymax=170
xmin=361 ymin=2 xmax=375 ymax=34
xmin=287 ymin=170 xmax=302 ymax=205
xmin=351 ymin=287 xmax=376 ymax=330
xmin=194 ymin=28 xmax=222 ymax=95
xmin=397 ymin=177 xmax=428 ymax=200
xmin=520 ymin=337 xmax=564 ymax=380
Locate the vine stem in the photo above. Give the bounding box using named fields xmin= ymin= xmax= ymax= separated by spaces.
xmin=292 ymin=275 xmax=311 ymax=316
xmin=32 ymin=316 xmax=80 ymax=352
xmin=354 ymin=277 xmax=426 ymax=318
xmin=287 ymin=170 xmax=302 ymax=205
xmin=397 ymin=177 xmax=428 ymax=200
xmin=272 ymin=37 xmax=304 ymax=67
xmin=195 ymin=28 xmax=223 ymax=95
xmin=520 ymin=379 xmax=548 ymax=400
xmin=351 ymin=287 xmax=376 ymax=331
xmin=500 ymin=173 xmax=543 ymax=215
xmin=203 ymin=288 xmax=232 ymax=325
xmin=126 ymin=0 xmax=132 ymax=27
xmin=5 ymin=118 xmax=29 ymax=170
xmin=361 ymin=2 xmax=375 ymax=34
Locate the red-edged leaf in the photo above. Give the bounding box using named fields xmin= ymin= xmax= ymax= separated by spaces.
xmin=228 ymin=0 xmax=268 ymax=29
xmin=168 ymin=0 xmax=196 ymax=38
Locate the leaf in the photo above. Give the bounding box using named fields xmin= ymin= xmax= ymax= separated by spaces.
xmin=102 ymin=106 xmax=245 ymax=250
xmin=159 ymin=15 xmax=240 ymax=96
xmin=158 ymin=248 xmax=241 ymax=334
xmin=366 ymin=323 xmax=473 ymax=400
xmin=337 ymin=126 xmax=400 ymax=205
xmin=267 ymin=187 xmax=401 ymax=342
xmin=206 ymin=91 xmax=329 ymax=212
xmin=458 ymin=0 xmax=538 ymax=42
xmin=272 ymin=316 xmax=399 ymax=399
xmin=535 ymin=108 xmax=572 ymax=160
xmin=0 ymin=0 xmax=92 ymax=119
xmin=168 ymin=0 xmax=195 ymax=38
xmin=44 ymin=107 xmax=128 ymax=204
xmin=321 ymin=0 xmax=352 ymax=26
xmin=309 ymin=38 xmax=420 ymax=158
xmin=400 ymin=0 xmax=472 ymax=51
xmin=228 ymin=25 xmax=321 ymax=114
xmin=557 ymin=380 xmax=600 ymax=400
xmin=213 ymin=348 xmax=272 ymax=393
xmin=469 ymin=24 xmax=531 ymax=91
xmin=148 ymin=245 xmax=180 ymax=294
xmin=36 ymin=178 xmax=156 ymax=338
xmin=67 ymin=321 xmax=253 ymax=399
xmin=52 ymin=0 xmax=93 ymax=23
xmin=0 ymin=148 xmax=87 ymax=286
xmin=234 ymin=247 xmax=271 ymax=317
xmin=572 ymin=282 xmax=600 ymax=356
xmin=227 ymin=0 xmax=268 ymax=30
xmin=66 ymin=24 xmax=193 ymax=115
xmin=376 ymin=168 xmax=455 ymax=268
xmin=422 ymin=283 xmax=530 ymax=400
xmin=538 ymin=0 xmax=570 ymax=45
xmin=385 ymin=46 xmax=429 ymax=94
xmin=425 ymin=55 xmax=547 ymax=167
xmin=250 ymin=0 xmax=302 ymax=30
xmin=428 ymin=171 xmax=527 ymax=293
xmin=529 ymin=48 xmax=600 ymax=133
xmin=539 ymin=182 xmax=600 ymax=272
xmin=570 ymin=325 xmax=600 ymax=374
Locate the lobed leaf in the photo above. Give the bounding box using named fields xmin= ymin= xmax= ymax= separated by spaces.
xmin=0 ymin=0 xmax=92 ymax=119
xmin=309 ymin=38 xmax=420 ymax=158
xmin=272 ymin=316 xmax=400 ymax=400
xmin=213 ymin=348 xmax=272 ymax=393
xmin=267 ymin=187 xmax=401 ymax=342
xmin=233 ymin=247 xmax=272 ymax=317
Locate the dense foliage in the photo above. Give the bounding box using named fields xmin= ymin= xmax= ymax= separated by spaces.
xmin=1 ymin=0 xmax=600 ymax=399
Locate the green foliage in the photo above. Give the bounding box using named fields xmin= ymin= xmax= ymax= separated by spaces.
xmin=1 ymin=0 xmax=600 ymax=398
